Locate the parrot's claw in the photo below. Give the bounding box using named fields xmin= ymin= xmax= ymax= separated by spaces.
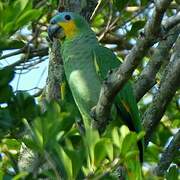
xmin=90 ymin=106 xmax=97 ymax=121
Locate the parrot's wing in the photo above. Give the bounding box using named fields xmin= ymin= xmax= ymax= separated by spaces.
xmin=93 ymin=45 xmax=143 ymax=161
xmin=93 ymin=45 xmax=141 ymax=131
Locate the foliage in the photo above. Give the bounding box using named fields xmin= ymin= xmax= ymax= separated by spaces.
xmin=0 ymin=0 xmax=179 ymax=179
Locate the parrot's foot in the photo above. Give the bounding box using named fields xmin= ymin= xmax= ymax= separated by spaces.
xmin=90 ymin=106 xmax=97 ymax=120
xmin=90 ymin=106 xmax=108 ymax=133
xmin=90 ymin=106 xmax=100 ymax=129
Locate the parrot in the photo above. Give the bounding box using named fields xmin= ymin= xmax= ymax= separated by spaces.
xmin=48 ymin=12 xmax=143 ymax=162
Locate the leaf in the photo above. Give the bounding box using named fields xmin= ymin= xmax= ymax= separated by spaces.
xmin=111 ymin=127 xmax=120 ymax=148
xmin=8 ymin=92 xmax=39 ymax=122
xmin=104 ymin=139 xmax=114 ymax=161
xmin=12 ymin=171 xmax=29 ymax=180
xmin=128 ymin=20 xmax=146 ymax=36
xmin=13 ymin=0 xmax=29 ymax=13
xmin=3 ymin=22 xmax=16 ymax=34
xmin=144 ymin=143 xmax=161 ymax=163
xmin=0 ymin=85 xmax=13 ymax=103
xmin=32 ymin=117 xmax=44 ymax=150
xmin=0 ymin=66 xmax=14 ymax=87
xmin=113 ymin=0 xmax=130 ymax=10
xmin=1 ymin=138 xmax=20 ymax=151
xmin=16 ymin=9 xmax=42 ymax=27
xmin=0 ymin=170 xmax=3 ymax=180
xmin=94 ymin=139 xmax=108 ymax=166
xmin=55 ymin=145 xmax=73 ymax=179
xmin=92 ymin=14 xmax=105 ymax=27
xmin=65 ymin=148 xmax=85 ymax=179
xmin=58 ymin=112 xmax=75 ymax=132
xmin=166 ymin=165 xmax=179 ymax=180
xmin=84 ymin=128 xmax=100 ymax=167
xmin=120 ymin=132 xmax=137 ymax=158
xmin=151 ymin=123 xmax=172 ymax=146
xmin=137 ymin=131 xmax=145 ymax=141
xmin=0 ymin=108 xmax=13 ymax=129
xmin=0 ymin=39 xmax=25 ymax=50
xmin=141 ymin=0 xmax=149 ymax=6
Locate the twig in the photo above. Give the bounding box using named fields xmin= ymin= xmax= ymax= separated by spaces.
xmin=98 ymin=2 xmax=113 ymax=41
xmin=0 ymin=48 xmax=25 ymax=60
xmin=90 ymin=0 xmax=103 ymax=20
xmin=142 ymin=36 xmax=180 ymax=146
xmin=154 ymin=130 xmax=180 ymax=176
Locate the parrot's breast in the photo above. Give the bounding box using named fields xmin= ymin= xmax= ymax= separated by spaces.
xmin=61 ymin=33 xmax=101 ymax=119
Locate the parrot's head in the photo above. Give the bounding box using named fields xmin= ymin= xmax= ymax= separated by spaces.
xmin=48 ymin=12 xmax=90 ymax=41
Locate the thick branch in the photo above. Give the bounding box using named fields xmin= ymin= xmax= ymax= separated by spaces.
xmin=134 ymin=24 xmax=180 ymax=101
xmin=154 ymin=130 xmax=180 ymax=176
xmin=163 ymin=12 xmax=180 ymax=30
xmin=44 ymin=39 xmax=64 ymax=102
xmin=100 ymin=33 xmax=133 ymax=50
xmin=93 ymin=0 xmax=173 ymax=129
xmin=142 ymin=36 xmax=180 ymax=146
xmin=0 ymin=47 xmax=48 ymax=61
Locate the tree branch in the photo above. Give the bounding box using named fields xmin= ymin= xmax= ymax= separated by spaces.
xmin=100 ymin=33 xmax=133 ymax=50
xmin=154 ymin=130 xmax=180 ymax=176
xmin=142 ymin=36 xmax=180 ymax=146
xmin=134 ymin=24 xmax=180 ymax=102
xmin=163 ymin=12 xmax=180 ymax=30
xmin=43 ymin=39 xmax=64 ymax=103
xmin=92 ymin=0 xmax=173 ymax=129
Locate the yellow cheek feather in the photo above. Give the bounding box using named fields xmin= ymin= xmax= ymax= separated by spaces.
xmin=59 ymin=20 xmax=77 ymax=38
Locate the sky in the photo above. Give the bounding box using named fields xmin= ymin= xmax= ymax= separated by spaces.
xmin=1 ymin=49 xmax=48 ymax=95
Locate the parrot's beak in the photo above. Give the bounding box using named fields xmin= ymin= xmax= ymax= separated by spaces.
xmin=48 ymin=24 xmax=65 ymax=42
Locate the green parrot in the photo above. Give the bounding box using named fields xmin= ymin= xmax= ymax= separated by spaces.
xmin=48 ymin=12 xmax=143 ymax=162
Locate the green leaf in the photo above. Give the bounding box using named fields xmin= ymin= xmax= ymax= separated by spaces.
xmin=120 ymin=132 xmax=137 ymax=158
xmin=92 ymin=14 xmax=105 ymax=27
xmin=151 ymin=123 xmax=172 ymax=146
xmin=0 ymin=85 xmax=13 ymax=103
xmin=55 ymin=145 xmax=73 ymax=179
xmin=13 ymin=0 xmax=29 ymax=13
xmin=141 ymin=0 xmax=149 ymax=6
xmin=65 ymin=148 xmax=85 ymax=179
xmin=84 ymin=128 xmax=100 ymax=167
xmin=8 ymin=92 xmax=39 ymax=122
xmin=166 ymin=165 xmax=179 ymax=180
xmin=16 ymin=9 xmax=42 ymax=27
xmin=0 ymin=170 xmax=3 ymax=180
xmin=1 ymin=138 xmax=20 ymax=150
xmin=3 ymin=22 xmax=15 ymax=34
xmin=137 ymin=131 xmax=145 ymax=141
xmin=0 ymin=66 xmax=14 ymax=87
xmin=111 ymin=127 xmax=120 ymax=148
xmin=128 ymin=20 xmax=146 ymax=36
xmin=104 ymin=139 xmax=114 ymax=161
xmin=94 ymin=139 xmax=108 ymax=166
xmin=58 ymin=112 xmax=75 ymax=132
xmin=0 ymin=39 xmax=25 ymax=50
xmin=32 ymin=117 xmax=44 ymax=150
xmin=0 ymin=108 xmax=13 ymax=130
xmin=113 ymin=0 xmax=130 ymax=10
xmin=12 ymin=171 xmax=29 ymax=180
xmin=144 ymin=143 xmax=161 ymax=163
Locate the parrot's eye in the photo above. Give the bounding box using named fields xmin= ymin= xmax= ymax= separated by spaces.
xmin=64 ymin=14 xmax=71 ymax=21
